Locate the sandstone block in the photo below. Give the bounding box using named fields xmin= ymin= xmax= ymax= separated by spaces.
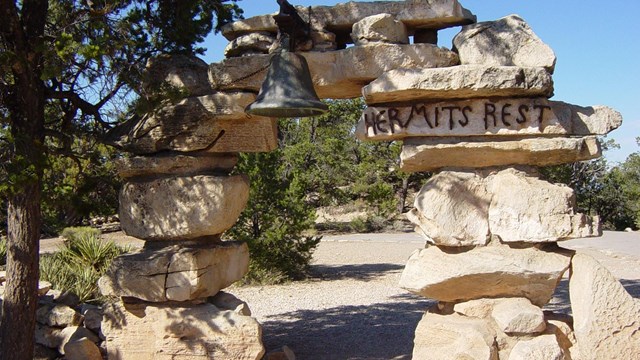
xmin=363 ymin=65 xmax=554 ymax=104
xmin=408 ymin=170 xmax=491 ymax=247
xmin=491 ymin=298 xmax=546 ymax=335
xmin=409 ymin=168 xmax=600 ymax=245
xmin=116 ymin=153 xmax=238 ymax=179
xmin=356 ymin=99 xmax=622 ymax=141
xmin=58 ymin=326 xmax=100 ymax=355
xmin=399 ymin=244 xmax=571 ymax=306
xmin=454 ymin=297 xmax=546 ymax=335
xmin=487 ymin=168 xmax=600 ymax=242
xmin=507 ymin=335 xmax=565 ymax=360
xmin=144 ymin=55 xmax=211 ymax=96
xmin=119 ymin=175 xmax=249 ymax=241
xmin=400 ymin=136 xmax=601 ymax=172
xmin=36 ymin=304 xmax=83 ymax=327
xmin=225 ymin=32 xmax=276 ymax=58
xmin=106 ymin=92 xmax=278 ymax=154
xmin=221 ymin=0 xmax=475 ymax=41
xmin=413 ymin=312 xmax=497 ymax=360
xmin=63 ymin=337 xmax=102 ymax=360
xmin=209 ymin=43 xmax=459 ymax=99
xmin=569 ymin=252 xmax=640 ymax=360
xmin=102 ymin=300 xmax=264 ymax=360
xmin=454 ymin=15 xmax=556 ymax=73
xmin=351 ymin=13 xmax=408 ymax=45
xmin=210 ymin=291 xmax=252 ymax=316
xmin=99 ymin=241 xmax=249 ymax=302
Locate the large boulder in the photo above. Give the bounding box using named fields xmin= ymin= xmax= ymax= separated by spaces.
xmin=99 ymin=241 xmax=249 ymax=302
xmin=413 ymin=311 xmax=497 ymax=360
xmin=408 ymin=170 xmax=491 ymax=247
xmin=454 ymin=15 xmax=556 ymax=73
xmin=569 ymin=252 xmax=640 ymax=360
xmin=102 ymin=300 xmax=264 ymax=360
xmin=119 ymin=175 xmax=249 ymax=241
xmin=105 ymin=92 xmax=278 ymax=154
xmin=409 ymin=168 xmax=600 ymax=245
xmin=351 ymin=13 xmax=408 ymax=45
xmin=209 ymin=43 xmax=459 ymax=99
xmin=399 ymin=243 xmax=572 ymax=306
xmin=363 ymin=65 xmax=554 ymax=104
xmin=487 ymin=168 xmax=600 ymax=242
xmin=400 ymin=136 xmax=601 ymax=172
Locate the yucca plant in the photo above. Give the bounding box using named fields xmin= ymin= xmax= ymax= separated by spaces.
xmin=40 ymin=227 xmax=129 ymax=303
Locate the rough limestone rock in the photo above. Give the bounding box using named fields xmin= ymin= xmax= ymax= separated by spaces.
xmin=491 ymin=298 xmax=546 ymax=335
xmin=311 ymin=30 xmax=338 ymax=51
xmin=119 ymin=175 xmax=249 ymax=241
xmin=116 ymin=153 xmax=239 ymax=179
xmin=106 ymin=92 xmax=278 ymax=154
xmin=363 ymin=65 xmax=554 ymax=104
xmin=454 ymin=297 xmax=546 ymax=335
xmin=63 ymin=337 xmax=102 ymax=360
xmin=356 ymin=99 xmax=622 ymax=141
xmin=545 ymin=313 xmax=577 ymax=359
xmin=58 ymin=326 xmax=99 ymax=355
xmin=413 ymin=312 xmax=497 ymax=360
xmin=221 ymin=0 xmax=475 ymax=41
xmin=454 ymin=15 xmax=556 ymax=73
xmin=35 ymin=324 xmax=65 ymax=349
xmin=36 ymin=304 xmax=83 ymax=327
xmin=351 ymin=13 xmax=408 ymax=45
xmin=210 ymin=291 xmax=252 ymax=316
xmin=400 ymin=136 xmax=601 ymax=172
xmin=399 ymin=244 xmax=572 ymax=306
xmin=102 ymin=300 xmax=264 ymax=360
xmin=144 ymin=55 xmax=211 ymax=96
xmin=487 ymin=168 xmax=600 ymax=242
xmin=408 ymin=170 xmax=491 ymax=247
xmin=224 ymin=32 xmax=276 ymax=58
xmin=409 ymin=168 xmax=600 ymax=245
xmin=99 ymin=241 xmax=249 ymax=302
xmin=507 ymin=335 xmax=565 ymax=360
xmin=569 ymin=252 xmax=640 ymax=360
xmin=208 ymin=43 xmax=459 ymax=99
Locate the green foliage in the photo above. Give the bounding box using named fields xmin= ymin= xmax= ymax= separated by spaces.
xmin=39 ymin=227 xmax=129 ymax=303
xmin=540 ymin=138 xmax=640 ymax=230
xmin=227 ymin=149 xmax=321 ymax=284
xmin=0 ymin=236 xmax=6 ymax=266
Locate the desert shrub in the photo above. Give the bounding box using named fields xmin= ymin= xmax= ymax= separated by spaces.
xmin=39 ymin=227 xmax=129 ymax=302
xmin=60 ymin=226 xmax=101 ymax=242
xmin=0 ymin=236 xmax=6 ymax=267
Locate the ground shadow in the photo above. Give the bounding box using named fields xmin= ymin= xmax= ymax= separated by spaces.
xmin=310 ymin=263 xmax=405 ymax=281
xmin=545 ymin=278 xmax=640 ymax=314
xmin=261 ymin=293 xmax=433 ymax=360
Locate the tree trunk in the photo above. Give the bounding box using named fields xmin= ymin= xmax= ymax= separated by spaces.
xmin=0 ymin=2 xmax=48 ymax=358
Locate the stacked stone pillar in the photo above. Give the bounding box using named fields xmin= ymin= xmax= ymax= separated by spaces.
xmin=354 ymin=12 xmax=638 ymax=360
xmin=97 ymin=56 xmax=276 ymax=359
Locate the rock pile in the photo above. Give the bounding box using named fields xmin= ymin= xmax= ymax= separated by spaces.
xmin=348 ymin=8 xmax=635 ymax=360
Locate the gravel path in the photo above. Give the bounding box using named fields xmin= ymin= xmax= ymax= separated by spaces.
xmin=227 ymin=231 xmax=640 ymax=359
xmin=38 ymin=231 xmax=640 ymax=359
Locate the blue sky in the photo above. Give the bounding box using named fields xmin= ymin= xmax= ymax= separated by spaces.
xmin=203 ymin=1 xmax=640 ymax=164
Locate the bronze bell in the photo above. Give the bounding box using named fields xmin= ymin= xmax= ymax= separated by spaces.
xmin=245 ymin=50 xmax=328 ymax=118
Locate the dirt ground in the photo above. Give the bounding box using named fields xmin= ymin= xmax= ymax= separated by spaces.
xmin=38 ymin=230 xmax=640 ymax=359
